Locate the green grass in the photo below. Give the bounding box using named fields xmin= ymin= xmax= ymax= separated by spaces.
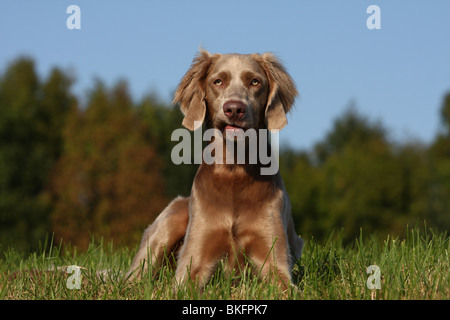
xmin=1 ymin=227 xmax=448 ymax=300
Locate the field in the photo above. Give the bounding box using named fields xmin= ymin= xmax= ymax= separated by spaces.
xmin=0 ymin=227 xmax=448 ymax=300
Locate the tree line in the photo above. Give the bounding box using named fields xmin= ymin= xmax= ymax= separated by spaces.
xmin=0 ymin=57 xmax=449 ymax=251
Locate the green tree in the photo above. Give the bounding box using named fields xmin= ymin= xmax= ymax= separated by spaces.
xmin=0 ymin=58 xmax=74 ymax=251
xmin=429 ymin=92 xmax=450 ymax=231
xmin=49 ymin=81 xmax=168 ymax=248
xmin=284 ymin=107 xmax=432 ymax=242
xmin=138 ymin=95 xmax=198 ymax=198
xmin=280 ymin=150 xmax=321 ymax=238
xmin=313 ymin=106 xmax=387 ymax=165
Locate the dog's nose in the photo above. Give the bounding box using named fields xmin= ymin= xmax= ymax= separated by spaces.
xmin=223 ymin=101 xmax=246 ymax=121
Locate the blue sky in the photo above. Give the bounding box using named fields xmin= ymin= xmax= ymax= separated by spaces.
xmin=1 ymin=1 xmax=449 ymax=150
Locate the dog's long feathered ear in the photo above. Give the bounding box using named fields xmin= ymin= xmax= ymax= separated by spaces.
xmin=173 ymin=49 xmax=215 ymax=131
xmin=258 ymin=53 xmax=298 ymax=131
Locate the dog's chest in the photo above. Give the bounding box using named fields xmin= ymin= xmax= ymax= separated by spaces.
xmin=194 ymin=164 xmax=281 ymax=213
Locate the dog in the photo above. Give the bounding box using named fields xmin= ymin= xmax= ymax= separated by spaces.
xmin=127 ymin=50 xmax=304 ymax=289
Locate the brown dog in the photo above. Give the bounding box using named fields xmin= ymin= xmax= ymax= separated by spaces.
xmin=127 ymin=50 xmax=304 ymax=288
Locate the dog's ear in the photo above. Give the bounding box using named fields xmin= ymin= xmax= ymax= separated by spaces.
xmin=258 ymin=53 xmax=298 ymax=131
xmin=173 ymin=49 xmax=215 ymax=131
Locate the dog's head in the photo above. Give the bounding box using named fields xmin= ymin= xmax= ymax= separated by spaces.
xmin=173 ymin=50 xmax=298 ymax=133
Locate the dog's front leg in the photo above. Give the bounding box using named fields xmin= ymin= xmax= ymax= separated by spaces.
xmin=175 ymin=222 xmax=232 ymax=288
xmin=126 ymin=196 xmax=189 ymax=280
xmin=174 ymin=195 xmax=233 ymax=289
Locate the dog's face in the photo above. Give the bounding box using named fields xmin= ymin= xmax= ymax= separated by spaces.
xmin=204 ymin=54 xmax=269 ymax=134
xmin=174 ymin=50 xmax=298 ymax=133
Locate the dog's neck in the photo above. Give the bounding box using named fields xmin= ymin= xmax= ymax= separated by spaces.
xmin=201 ymin=128 xmax=279 ymax=178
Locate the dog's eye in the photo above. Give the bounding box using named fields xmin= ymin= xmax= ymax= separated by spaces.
xmin=214 ymin=79 xmax=223 ymax=86
xmin=251 ymin=79 xmax=260 ymax=86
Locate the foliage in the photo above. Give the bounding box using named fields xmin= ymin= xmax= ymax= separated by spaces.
xmin=137 ymin=95 xmax=198 ymax=198
xmin=49 ymin=81 xmax=169 ymax=248
xmin=281 ymin=108 xmax=437 ymax=242
xmin=0 ymin=58 xmax=75 ymax=251
xmin=428 ymin=91 xmax=450 ymax=230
